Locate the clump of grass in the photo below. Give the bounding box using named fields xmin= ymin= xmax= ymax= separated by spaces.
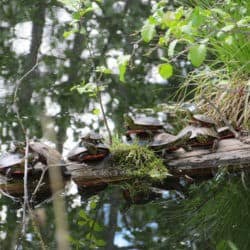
xmin=177 ymin=69 xmax=250 ymax=130
xmin=110 ymin=139 xmax=168 ymax=181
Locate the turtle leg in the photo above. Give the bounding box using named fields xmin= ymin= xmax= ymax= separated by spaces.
xmin=211 ymin=139 xmax=219 ymax=153
xmin=183 ymin=145 xmax=192 ymax=152
xmin=5 ymin=168 xmax=13 ymax=180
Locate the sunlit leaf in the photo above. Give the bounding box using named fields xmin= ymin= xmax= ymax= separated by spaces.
xmin=158 ymin=63 xmax=173 ymax=79
xmin=168 ymin=39 xmax=178 ymax=58
xmin=141 ymin=21 xmax=156 ymax=43
xmin=63 ymin=30 xmax=75 ymax=39
xmin=92 ymin=108 xmax=100 ymax=115
xmin=188 ymin=44 xmax=207 ymax=67
xmin=118 ymin=55 xmax=131 ymax=82
xmin=175 ymin=7 xmax=184 ymax=20
xmin=96 ymin=66 xmax=112 ymax=74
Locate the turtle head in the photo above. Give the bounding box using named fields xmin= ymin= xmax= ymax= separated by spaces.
xmin=123 ymin=114 xmax=134 ymax=127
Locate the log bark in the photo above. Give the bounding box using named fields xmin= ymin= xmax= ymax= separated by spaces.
xmin=167 ymin=138 xmax=250 ymax=176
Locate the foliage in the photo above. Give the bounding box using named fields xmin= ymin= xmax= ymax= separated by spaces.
xmin=70 ymin=195 xmax=106 ymax=249
xmin=140 ymin=0 xmax=250 ymax=75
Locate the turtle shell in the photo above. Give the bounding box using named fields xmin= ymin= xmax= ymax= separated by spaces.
xmin=149 ymin=131 xmax=191 ymax=150
xmin=81 ymin=132 xmax=103 ymax=142
xmin=67 ymin=142 xmax=109 ymax=162
xmin=67 ymin=145 xmax=88 ymax=161
xmin=29 ymin=142 xmax=63 ymax=165
xmin=178 ymin=125 xmax=218 ymax=147
xmin=217 ymin=126 xmax=235 ymax=139
xmin=192 ymin=114 xmax=216 ymax=126
xmin=0 ymin=153 xmax=24 ymax=169
xmin=132 ymin=116 xmax=164 ymax=127
xmin=179 ymin=125 xmax=218 ymax=139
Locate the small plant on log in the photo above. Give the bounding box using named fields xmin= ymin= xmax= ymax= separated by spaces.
xmin=110 ymin=139 xmax=168 ymax=181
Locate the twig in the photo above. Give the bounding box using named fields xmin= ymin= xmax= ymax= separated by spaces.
xmin=30 ymin=166 xmax=48 ymax=203
xmin=13 ymin=58 xmax=40 ymax=135
xmin=97 ymin=86 xmax=112 ymax=145
xmin=0 ymin=189 xmax=20 ymax=202
xmin=86 ymin=37 xmax=113 ymax=145
xmin=22 ymin=132 xmax=30 ymax=234
xmin=27 ymin=205 xmax=47 ymax=250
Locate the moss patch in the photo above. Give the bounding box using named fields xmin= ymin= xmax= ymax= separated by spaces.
xmin=110 ymin=141 xmax=168 ymax=181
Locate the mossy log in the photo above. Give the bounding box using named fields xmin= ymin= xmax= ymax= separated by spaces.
xmin=1 ymin=137 xmax=250 ymax=198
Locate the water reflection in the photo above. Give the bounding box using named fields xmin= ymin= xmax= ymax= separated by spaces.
xmin=0 ymin=0 xmax=246 ymax=249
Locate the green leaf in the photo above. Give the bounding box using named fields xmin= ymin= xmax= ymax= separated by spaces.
xmin=96 ymin=66 xmax=112 ymax=74
xmin=191 ymin=7 xmax=206 ymax=27
xmin=163 ymin=29 xmax=171 ymax=45
xmin=78 ymin=220 xmax=86 ymax=226
xmin=72 ymin=82 xmax=97 ymax=96
xmin=175 ymin=7 xmax=184 ymax=20
xmin=93 ymin=223 xmax=103 ymax=232
xmin=188 ymin=44 xmax=207 ymax=67
xmin=79 ymin=210 xmax=88 ymax=219
xmin=63 ymin=30 xmax=74 ymax=39
xmin=90 ymin=200 xmax=97 ymax=209
xmin=96 ymin=239 xmax=106 ymax=247
xmin=118 ymin=55 xmax=131 ymax=82
xmin=141 ymin=21 xmax=156 ymax=43
xmin=168 ymin=39 xmax=178 ymax=58
xmin=92 ymin=108 xmax=100 ymax=115
xmin=158 ymin=63 xmax=173 ymax=79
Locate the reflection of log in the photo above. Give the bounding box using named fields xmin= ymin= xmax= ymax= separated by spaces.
xmin=1 ymin=138 xmax=250 ymax=197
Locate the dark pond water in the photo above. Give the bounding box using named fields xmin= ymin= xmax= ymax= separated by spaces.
xmin=0 ymin=1 xmax=248 ymax=249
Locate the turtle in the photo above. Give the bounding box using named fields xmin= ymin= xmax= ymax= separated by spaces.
xmin=29 ymin=142 xmax=70 ymax=176
xmin=67 ymin=140 xmax=109 ymax=163
xmin=191 ymin=114 xmax=217 ymax=128
xmin=217 ymin=126 xmax=235 ymax=139
xmin=149 ymin=131 xmax=192 ymax=151
xmin=124 ymin=114 xmax=164 ymax=140
xmin=0 ymin=152 xmax=26 ymax=176
xmin=80 ymin=132 xmax=104 ymax=144
xmin=177 ymin=125 xmax=219 ymax=151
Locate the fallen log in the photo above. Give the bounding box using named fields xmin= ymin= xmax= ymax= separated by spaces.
xmin=1 ymin=137 xmax=250 ymax=198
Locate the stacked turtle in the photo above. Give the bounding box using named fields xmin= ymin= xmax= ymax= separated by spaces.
xmin=124 ymin=114 xmax=192 ymax=155
xmin=124 ymin=113 xmax=238 ymax=155
xmin=124 ymin=114 xmax=165 ymax=144
xmin=67 ymin=132 xmax=110 ymax=163
xmin=177 ymin=114 xmax=219 ymax=152
xmin=0 ymin=142 xmax=68 ymax=178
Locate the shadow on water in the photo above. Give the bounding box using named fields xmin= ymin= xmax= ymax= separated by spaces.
xmin=0 ymin=0 xmax=249 ymax=249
